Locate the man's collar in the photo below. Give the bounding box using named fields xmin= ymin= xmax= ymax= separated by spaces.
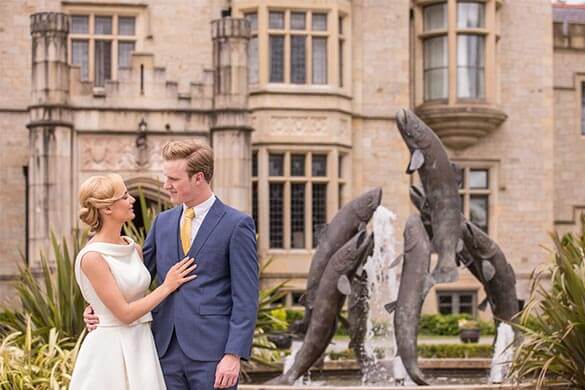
xmin=183 ymin=193 xmax=216 ymax=216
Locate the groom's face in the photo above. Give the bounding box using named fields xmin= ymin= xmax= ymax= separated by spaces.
xmin=162 ymin=159 xmax=198 ymax=205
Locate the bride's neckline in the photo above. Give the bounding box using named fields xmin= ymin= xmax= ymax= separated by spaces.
xmin=84 ymin=236 xmax=136 ymax=257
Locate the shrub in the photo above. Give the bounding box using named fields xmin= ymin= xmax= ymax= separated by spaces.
xmin=417 ymin=344 xmax=492 ymax=358
xmin=418 ymin=314 xmax=495 ymax=336
xmin=509 ymin=214 xmax=585 ymax=389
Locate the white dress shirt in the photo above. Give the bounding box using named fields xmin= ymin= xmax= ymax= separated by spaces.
xmin=181 ymin=193 xmax=217 ymax=244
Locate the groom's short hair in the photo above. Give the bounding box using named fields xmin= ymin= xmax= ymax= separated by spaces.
xmin=162 ymin=140 xmax=214 ymax=182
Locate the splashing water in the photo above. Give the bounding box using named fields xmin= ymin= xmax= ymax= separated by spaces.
xmin=283 ymin=340 xmax=306 ymax=386
xmin=489 ymin=323 xmax=515 ymax=384
xmin=362 ymin=206 xmax=399 ymax=384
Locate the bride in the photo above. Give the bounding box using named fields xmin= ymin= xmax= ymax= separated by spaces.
xmin=70 ymin=174 xmax=196 ymax=390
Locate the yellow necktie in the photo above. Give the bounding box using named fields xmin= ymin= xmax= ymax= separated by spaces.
xmin=181 ymin=207 xmax=196 ymax=255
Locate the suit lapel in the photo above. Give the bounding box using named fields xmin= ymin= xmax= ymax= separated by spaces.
xmin=188 ymin=198 xmax=227 ymax=258
xmin=170 ymin=205 xmax=184 ymax=259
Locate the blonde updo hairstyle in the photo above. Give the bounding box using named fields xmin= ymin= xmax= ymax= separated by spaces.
xmin=79 ymin=174 xmax=127 ymax=232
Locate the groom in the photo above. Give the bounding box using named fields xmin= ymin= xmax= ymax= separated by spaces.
xmin=85 ymin=140 xmax=259 ymax=389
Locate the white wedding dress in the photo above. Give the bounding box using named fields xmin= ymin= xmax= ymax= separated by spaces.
xmin=70 ymin=237 xmax=166 ymax=390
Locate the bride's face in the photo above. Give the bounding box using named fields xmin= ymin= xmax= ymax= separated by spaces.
xmin=107 ymin=190 xmax=136 ymax=223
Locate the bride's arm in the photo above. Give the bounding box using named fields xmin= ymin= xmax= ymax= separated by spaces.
xmin=80 ymin=252 xmax=196 ymax=325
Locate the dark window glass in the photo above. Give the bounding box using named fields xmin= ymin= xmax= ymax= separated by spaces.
xmin=291 ymin=35 xmax=306 ymax=84
xmin=118 ymin=16 xmax=136 ymax=36
xmin=312 ymin=183 xmax=327 ymax=248
xmin=269 ymin=153 xmax=284 ymax=176
xmin=94 ymin=40 xmax=112 ymax=87
xmin=438 ymin=294 xmax=453 ymax=315
xmin=71 ymin=15 xmax=89 ymax=34
xmin=252 ymin=182 xmax=258 ymax=233
xmin=291 ymin=183 xmax=306 ymax=249
xmin=312 ymin=154 xmax=327 ymax=176
xmin=291 ymin=292 xmax=304 ymax=306
xmin=269 ymin=183 xmax=284 ymax=248
xmin=291 ymin=154 xmax=305 ymax=176
xmin=252 ymin=151 xmax=258 ymax=177
xmin=338 ymin=39 xmax=344 ymax=87
xmin=291 ymin=12 xmax=306 ymax=30
xmin=470 ymin=195 xmax=488 ymax=233
xmin=118 ymin=41 xmax=135 ymax=69
xmin=269 ymin=35 xmax=285 ymax=82
xmin=312 ymin=13 xmax=327 ymax=31
xmin=95 ymin=16 xmax=113 ymax=34
xmin=72 ymin=39 xmax=89 ymax=80
xmin=269 ymin=11 xmax=284 ymax=29
xmin=338 ymin=183 xmax=344 ymax=208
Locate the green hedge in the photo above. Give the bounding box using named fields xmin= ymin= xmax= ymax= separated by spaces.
xmin=328 ymin=344 xmax=493 ymax=360
xmin=418 ymin=314 xmax=496 ymax=336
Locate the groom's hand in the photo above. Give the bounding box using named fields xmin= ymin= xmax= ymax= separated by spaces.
xmin=83 ymin=305 xmax=99 ymax=331
xmin=214 ymin=353 xmax=240 ymax=388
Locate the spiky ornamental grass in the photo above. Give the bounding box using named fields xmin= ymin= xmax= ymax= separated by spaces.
xmin=510 ymin=214 xmax=585 ymax=389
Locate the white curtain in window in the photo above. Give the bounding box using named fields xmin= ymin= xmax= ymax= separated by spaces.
xmin=458 ymin=2 xmax=485 ymax=29
xmin=72 ymin=40 xmax=89 ymax=80
xmin=424 ymin=36 xmax=448 ymax=100
xmin=248 ymin=36 xmax=259 ymax=85
xmin=312 ymin=37 xmax=327 ymax=84
xmin=457 ymin=35 xmax=485 ymax=98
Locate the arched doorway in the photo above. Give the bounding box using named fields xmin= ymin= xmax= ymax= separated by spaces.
xmin=125 ymin=177 xmax=171 ymax=239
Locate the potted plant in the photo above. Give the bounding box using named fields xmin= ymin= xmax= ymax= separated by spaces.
xmin=458 ymin=319 xmax=481 ymax=343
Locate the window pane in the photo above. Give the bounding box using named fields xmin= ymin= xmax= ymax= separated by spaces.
xmin=95 ymin=16 xmax=113 ymax=34
xmin=269 ymin=153 xmax=284 ymax=176
xmin=71 ymin=15 xmax=89 ymax=34
xmin=118 ymin=16 xmax=136 ymax=36
xmin=72 ymin=39 xmax=89 ymax=80
xmin=459 ymin=304 xmax=474 ymax=315
xmin=269 ymin=35 xmax=285 ymax=82
xmin=338 ymin=155 xmax=344 ymax=178
xmin=312 ymin=154 xmax=327 ymax=176
xmin=269 ymin=11 xmax=284 ymax=29
xmin=118 ymin=41 xmax=135 ymax=69
xmin=312 ymin=13 xmax=327 ymax=31
xmin=424 ymin=36 xmax=448 ymax=100
xmin=291 ymin=12 xmax=306 ymax=30
xmin=291 ymin=35 xmax=306 ymax=84
xmin=94 ymin=40 xmax=112 ymax=87
xmin=248 ymin=36 xmax=259 ymax=84
xmin=424 ymin=3 xmax=447 ymax=31
xmin=312 ymin=37 xmax=328 ymax=85
xmin=245 ymin=12 xmax=258 ymax=31
xmin=458 ymin=2 xmax=485 ymax=29
xmin=582 ymin=82 xmax=585 ymax=135
xmin=469 ymin=169 xmax=488 ymax=189
xmin=470 ymin=195 xmax=488 ymax=233
xmin=292 ymin=291 xmax=304 ymax=306
xmin=252 ymin=182 xmax=258 ymax=233
xmin=291 ymin=154 xmax=305 ymax=176
xmin=339 ymin=16 xmax=343 ymax=35
xmin=438 ymin=293 xmax=453 ymax=315
xmin=269 ymin=183 xmax=284 ymax=248
xmin=457 ymin=35 xmax=485 ymax=98
xmin=252 ymin=151 xmax=258 ymax=177
xmin=339 ymin=183 xmax=345 ymax=208
xmin=459 ymin=294 xmax=473 ymax=304
xmin=291 ymin=183 xmax=306 ymax=249
xmin=312 ymin=183 xmax=327 ymax=248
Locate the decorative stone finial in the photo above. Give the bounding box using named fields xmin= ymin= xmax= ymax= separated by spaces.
xmin=30 ymin=12 xmax=69 ymax=35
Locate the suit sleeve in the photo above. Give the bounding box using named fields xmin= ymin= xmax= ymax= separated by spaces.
xmin=225 ymin=215 xmax=259 ymax=360
xmin=142 ymin=215 xmax=158 ymax=282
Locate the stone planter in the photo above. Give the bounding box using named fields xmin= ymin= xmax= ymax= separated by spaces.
xmin=459 ymin=328 xmax=481 ymax=343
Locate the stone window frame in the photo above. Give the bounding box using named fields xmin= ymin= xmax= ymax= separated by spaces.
xmin=413 ymin=0 xmax=501 ymax=106
xmin=252 ymin=146 xmax=349 ymax=254
xmin=64 ymin=4 xmax=146 ymax=86
xmin=453 ymin=160 xmax=498 ymax=237
xmin=235 ymin=1 xmax=350 ymax=93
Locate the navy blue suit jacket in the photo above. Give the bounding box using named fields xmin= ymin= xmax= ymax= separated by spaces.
xmin=143 ymin=198 xmax=259 ymax=361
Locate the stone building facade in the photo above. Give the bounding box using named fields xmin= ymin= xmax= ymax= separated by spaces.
xmin=0 ymin=0 xmax=582 ymax=320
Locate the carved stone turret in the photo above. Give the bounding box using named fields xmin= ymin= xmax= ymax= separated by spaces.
xmin=27 ymin=12 xmax=73 ymax=265
xmin=210 ymin=18 xmax=253 ymax=213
